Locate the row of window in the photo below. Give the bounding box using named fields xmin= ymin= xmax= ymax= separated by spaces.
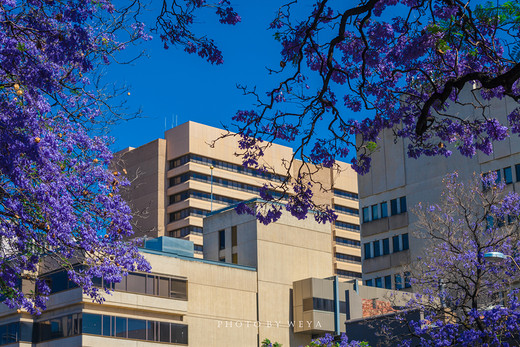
xmin=335 ymin=253 xmax=361 ymax=264
xmin=169 ymin=190 xmax=242 ymax=207
xmin=365 ymin=272 xmax=411 ymax=290
xmin=169 ymin=208 xmax=209 ymax=223
xmin=334 ymin=204 xmax=359 ymax=216
xmin=303 ymin=297 xmax=348 ymax=314
xmin=0 ymin=322 xmax=30 ymax=346
xmin=83 ymin=313 xmax=187 ymax=344
xmin=362 ymin=196 xmax=407 ymax=223
xmin=335 ymin=237 xmax=361 ymax=248
xmin=169 ymin=154 xmax=285 ymax=182
xmin=194 ymin=245 xmax=203 ymax=254
xmin=43 ymin=269 xmax=187 ymax=300
xmin=336 ymin=270 xmax=362 ymax=279
xmin=364 ymin=234 xmax=409 ymax=260
xmin=169 ymin=226 xmax=203 ymax=238
xmin=169 ymin=172 xmax=284 ymax=199
xmin=334 ymin=221 xmax=360 ymax=232
xmin=333 ymin=189 xmax=358 ymax=201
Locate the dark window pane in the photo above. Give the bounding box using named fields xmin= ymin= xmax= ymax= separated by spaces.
xmin=364 ymin=243 xmax=371 ymax=259
xmin=146 ymin=321 xmax=155 ymax=341
xmin=127 ymin=273 xmax=146 ymax=294
xmin=48 ymin=270 xmax=68 ymax=294
xmin=232 ymin=226 xmax=237 ymax=247
xmin=20 ymin=322 xmax=32 ymax=342
xmin=160 ymin=322 xmax=170 ymax=343
xmin=128 ymin=318 xmax=146 ymax=340
xmin=390 ymin=199 xmax=398 ymax=215
xmin=381 ymin=202 xmax=388 ymax=218
xmin=219 ymin=230 xmax=225 ymax=250
xmin=402 ymin=233 xmax=409 ymax=250
xmin=504 ymin=167 xmax=513 ymax=184
xmin=73 ymin=314 xmax=81 ymax=335
xmin=382 ymin=238 xmax=390 ymax=255
xmin=116 ymin=317 xmax=127 ymax=338
xmin=362 ymin=207 xmax=370 ymax=223
xmin=82 ymin=313 xmax=102 ymax=335
xmin=171 ymin=279 xmax=187 ymax=299
xmin=496 ymin=169 xmax=502 ymax=183
xmin=7 ymin=322 xmax=19 ymax=343
xmin=103 ymin=316 xmax=111 ymax=336
xmin=392 ymin=235 xmax=400 ymax=252
xmin=404 ymin=272 xmax=412 ymax=288
xmin=171 ymin=324 xmax=188 ymax=344
xmin=371 ymin=204 xmax=379 ymax=220
xmin=365 ymin=279 xmax=373 ymax=287
xmin=400 ymin=196 xmax=407 ymax=213
xmin=146 ymin=275 xmax=155 ymax=295
xmin=375 ymin=277 xmax=383 ymax=288
xmin=395 ymin=274 xmax=403 ymax=290
xmin=384 ymin=275 xmax=392 ymax=289
xmin=373 ymin=241 xmax=380 ymax=257
xmin=516 ymin=164 xmax=520 ymax=182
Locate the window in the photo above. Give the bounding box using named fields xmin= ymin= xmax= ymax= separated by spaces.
xmin=335 ymin=237 xmax=361 ymax=248
xmin=392 ymin=235 xmax=400 ymax=252
xmin=375 ymin=277 xmax=383 ymax=288
xmin=382 ymin=238 xmax=390 ymax=255
xmin=231 ymin=226 xmax=237 ymax=247
xmin=333 ymin=189 xmax=359 ymax=200
xmin=373 ymin=241 xmax=381 ymax=257
xmin=516 ymin=164 xmax=520 ymax=182
xmin=194 ymin=245 xmax=203 ymax=254
xmin=504 ymin=167 xmax=513 ymax=184
xmin=232 ymin=253 xmax=238 ymax=264
xmin=381 ymin=202 xmax=388 ymax=218
xmin=364 ymin=243 xmax=372 ymax=259
xmin=362 ymin=207 xmax=370 ymax=223
xmin=334 ymin=221 xmax=360 ymax=232
xmin=335 ymin=205 xmax=359 ymax=216
xmin=219 ymin=230 xmax=225 ymax=250
xmin=404 ymin=272 xmax=412 ymax=288
xmin=384 ymin=275 xmax=392 ymax=289
xmin=371 ymin=204 xmax=379 ymax=220
xmin=336 ymin=270 xmax=362 ymax=279
xmin=402 ymin=233 xmax=409 ymax=250
xmin=495 ymin=169 xmax=502 ymax=183
xmin=390 ymin=199 xmax=398 ymax=215
xmin=335 ymin=253 xmax=361 ymax=264
xmin=395 ymin=274 xmax=403 ymax=290
xmin=400 ymin=196 xmax=407 ymax=213
xmin=365 ymin=279 xmax=373 ymax=287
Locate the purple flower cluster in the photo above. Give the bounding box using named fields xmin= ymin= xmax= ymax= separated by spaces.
xmin=0 ymin=0 xmax=150 ymax=314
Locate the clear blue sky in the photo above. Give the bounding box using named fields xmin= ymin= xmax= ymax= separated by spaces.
xmin=108 ymin=1 xmax=318 ymax=151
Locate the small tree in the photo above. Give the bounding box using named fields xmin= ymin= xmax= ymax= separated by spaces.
xmin=406 ymin=172 xmax=520 ymax=345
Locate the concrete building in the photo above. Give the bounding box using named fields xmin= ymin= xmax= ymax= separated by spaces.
xmin=0 ymin=202 xmax=404 ymax=347
xmin=115 ymin=121 xmax=362 ymax=280
xmin=357 ymin=94 xmax=520 ymax=290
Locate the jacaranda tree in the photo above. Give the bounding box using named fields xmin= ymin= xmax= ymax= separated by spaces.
xmin=0 ymin=0 xmax=155 ymax=314
xmin=405 ymin=172 xmax=520 ymax=346
xmin=159 ymin=0 xmax=520 ymax=224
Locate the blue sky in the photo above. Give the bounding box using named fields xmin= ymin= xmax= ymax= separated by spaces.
xmin=107 ymin=1 xmax=317 ymax=151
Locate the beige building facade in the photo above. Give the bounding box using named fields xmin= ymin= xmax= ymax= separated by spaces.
xmin=116 ymin=121 xmax=361 ymax=280
xmin=358 ymin=94 xmax=520 ymax=290
xmin=0 ymin=203 xmax=399 ymax=347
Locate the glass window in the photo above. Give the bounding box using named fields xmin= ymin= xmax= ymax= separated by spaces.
xmin=170 ymin=279 xmax=187 ymax=299
xmin=392 ymin=235 xmax=400 ymax=252
xmin=146 ymin=321 xmax=156 ymax=341
xmin=381 ymin=202 xmax=388 ymax=218
xmin=364 ymin=243 xmax=371 ymax=259
xmin=404 ymin=272 xmax=412 ymax=288
xmin=365 ymin=279 xmax=373 ymax=287
xmin=495 ymin=169 xmax=502 ymax=183
xmin=375 ymin=277 xmax=383 ymax=288
xmin=158 ymin=277 xmax=169 ymax=297
xmin=159 ymin=322 xmax=170 ymax=343
xmin=102 ymin=316 xmax=111 ymax=336
xmin=402 ymin=233 xmax=409 ymax=250
xmin=516 ymin=164 xmax=520 ymax=182
xmin=114 ymin=275 xmax=127 ymax=291
xmin=371 ymin=204 xmax=379 ymax=220
xmin=146 ymin=275 xmax=155 ymax=295
xmin=128 ymin=318 xmax=146 ymax=340
xmin=373 ymin=240 xmax=380 ymax=257
xmin=232 ymin=253 xmax=238 ymax=264
xmin=219 ymin=230 xmax=225 ymax=250
xmin=395 ymin=274 xmax=403 ymax=290
xmin=171 ymin=324 xmax=188 ymax=345
xmin=400 ymin=196 xmax=407 ymax=213
xmin=504 ymin=167 xmax=513 ymax=184
xmin=382 ymin=238 xmax=390 ymax=255
xmin=390 ymin=199 xmax=398 ymax=215
xmin=384 ymin=275 xmax=392 ymax=289
xmin=231 ymin=226 xmax=237 ymax=247
xmin=116 ymin=317 xmax=127 ymax=338
xmin=127 ymin=273 xmax=146 ymax=294
xmin=83 ymin=313 xmax=102 ymax=335
xmin=362 ymin=207 xmax=370 ymax=223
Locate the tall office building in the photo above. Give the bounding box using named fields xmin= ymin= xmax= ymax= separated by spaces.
xmin=115 ymin=121 xmax=362 ymax=279
xmin=357 ymin=95 xmax=520 ymax=290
